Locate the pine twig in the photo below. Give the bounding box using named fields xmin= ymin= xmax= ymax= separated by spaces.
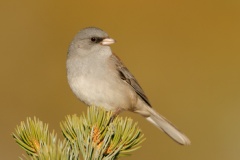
xmin=13 ymin=106 xmax=145 ymax=159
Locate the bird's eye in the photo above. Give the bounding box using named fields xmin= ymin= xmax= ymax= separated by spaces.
xmin=91 ymin=37 xmax=96 ymax=42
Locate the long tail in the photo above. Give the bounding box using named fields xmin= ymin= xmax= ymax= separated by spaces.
xmin=145 ymin=107 xmax=191 ymax=145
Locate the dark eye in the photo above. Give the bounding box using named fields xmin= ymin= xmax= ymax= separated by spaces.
xmin=91 ymin=37 xmax=96 ymax=42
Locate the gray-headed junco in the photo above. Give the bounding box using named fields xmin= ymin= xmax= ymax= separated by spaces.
xmin=66 ymin=27 xmax=190 ymax=145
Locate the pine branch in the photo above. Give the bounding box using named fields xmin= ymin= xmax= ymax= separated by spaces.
xmin=13 ymin=106 xmax=145 ymax=160
xmin=13 ymin=117 xmax=75 ymax=160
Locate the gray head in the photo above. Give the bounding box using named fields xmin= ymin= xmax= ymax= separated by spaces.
xmin=75 ymin=27 xmax=108 ymax=41
xmin=68 ymin=27 xmax=115 ymax=57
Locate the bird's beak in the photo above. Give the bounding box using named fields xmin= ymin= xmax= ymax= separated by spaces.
xmin=101 ymin=38 xmax=115 ymax=46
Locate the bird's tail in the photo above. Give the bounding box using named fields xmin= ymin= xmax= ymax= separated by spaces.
xmin=145 ymin=107 xmax=191 ymax=145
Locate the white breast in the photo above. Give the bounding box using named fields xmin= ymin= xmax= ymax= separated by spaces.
xmin=66 ymin=50 xmax=134 ymax=111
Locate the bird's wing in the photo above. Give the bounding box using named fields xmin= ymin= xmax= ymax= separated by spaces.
xmin=110 ymin=54 xmax=152 ymax=107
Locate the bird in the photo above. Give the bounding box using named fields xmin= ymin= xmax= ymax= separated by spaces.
xmin=66 ymin=27 xmax=190 ymax=145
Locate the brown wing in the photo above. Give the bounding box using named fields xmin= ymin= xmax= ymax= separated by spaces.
xmin=110 ymin=54 xmax=152 ymax=107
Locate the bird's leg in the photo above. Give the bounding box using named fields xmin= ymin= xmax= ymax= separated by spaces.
xmin=107 ymin=107 xmax=122 ymax=125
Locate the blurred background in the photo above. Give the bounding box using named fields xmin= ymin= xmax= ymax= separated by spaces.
xmin=1 ymin=0 xmax=240 ymax=159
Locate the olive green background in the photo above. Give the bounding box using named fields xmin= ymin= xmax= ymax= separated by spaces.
xmin=1 ymin=0 xmax=240 ymax=159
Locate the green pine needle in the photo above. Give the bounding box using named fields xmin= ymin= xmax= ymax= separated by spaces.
xmin=61 ymin=106 xmax=145 ymax=159
xmin=13 ymin=117 xmax=75 ymax=160
xmin=13 ymin=106 xmax=145 ymax=159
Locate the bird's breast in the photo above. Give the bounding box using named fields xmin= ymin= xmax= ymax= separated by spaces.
xmin=67 ymin=57 xmax=136 ymax=111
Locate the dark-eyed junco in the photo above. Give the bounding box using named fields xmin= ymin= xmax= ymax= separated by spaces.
xmin=66 ymin=27 xmax=190 ymax=145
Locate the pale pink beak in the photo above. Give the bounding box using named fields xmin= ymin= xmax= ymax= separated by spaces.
xmin=101 ymin=38 xmax=115 ymax=46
